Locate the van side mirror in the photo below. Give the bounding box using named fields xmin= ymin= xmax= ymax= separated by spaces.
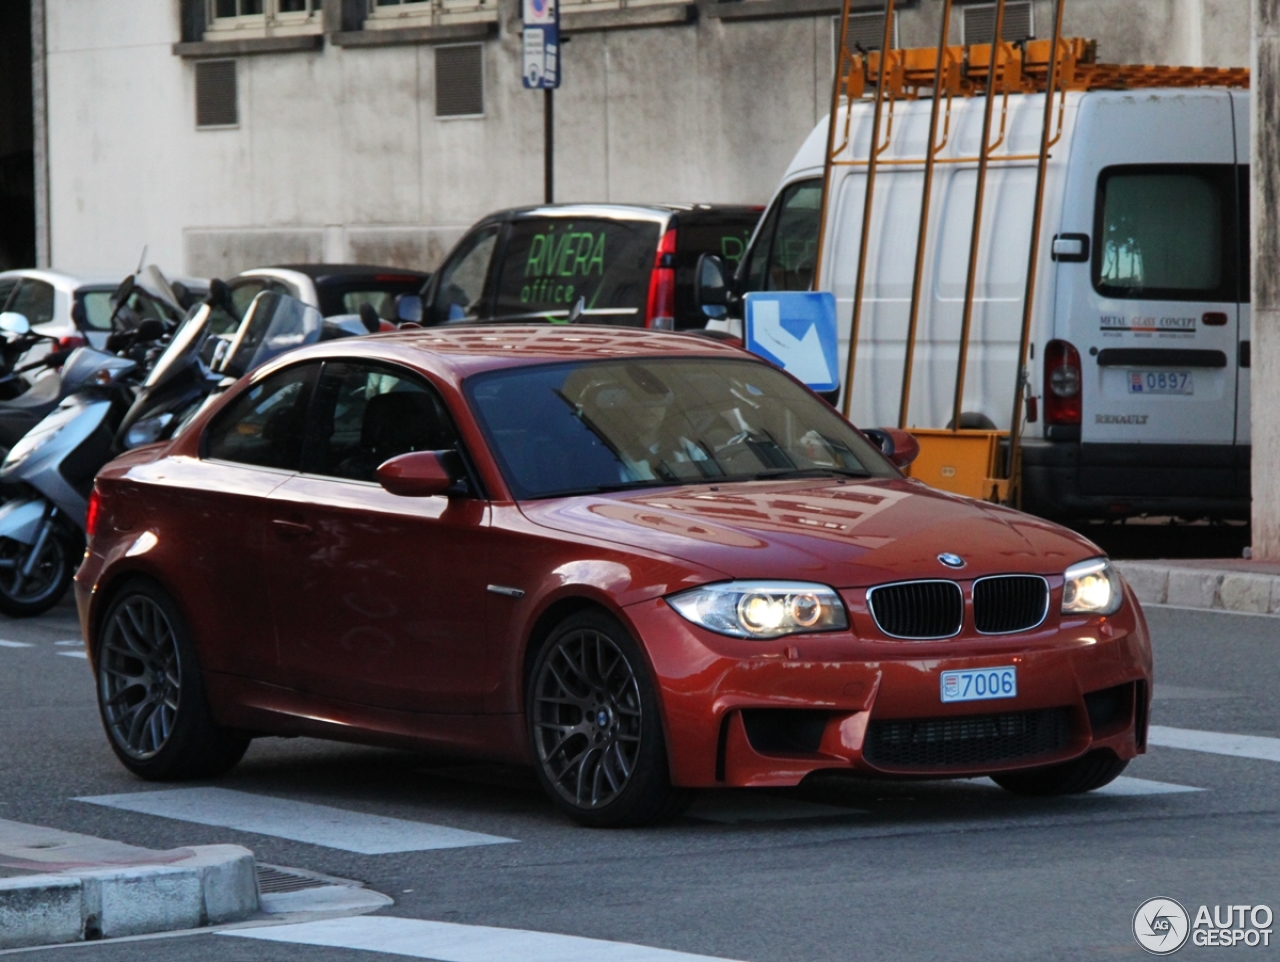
xmin=0 ymin=312 xmax=31 ymax=336
xmin=863 ymin=427 xmax=920 ymax=470
xmin=695 ymin=254 xmax=729 ymax=319
xmin=395 ymin=294 xmax=424 ymax=324
xmin=376 ymin=450 xmax=458 ymax=497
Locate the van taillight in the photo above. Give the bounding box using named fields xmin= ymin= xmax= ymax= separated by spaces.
xmin=85 ymin=488 xmax=102 ymax=540
xmin=1044 ymin=339 xmax=1082 ymax=425
xmin=644 ymin=228 xmax=677 ymax=330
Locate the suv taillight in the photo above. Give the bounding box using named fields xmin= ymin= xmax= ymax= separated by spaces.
xmin=85 ymin=487 xmax=102 ymax=541
xmin=1044 ymin=339 xmax=1082 ymax=425
xmin=644 ymin=228 xmax=677 ymax=330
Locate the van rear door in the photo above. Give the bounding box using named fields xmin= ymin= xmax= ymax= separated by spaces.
xmin=1057 ymin=92 xmax=1240 ymax=459
xmin=1231 ymin=91 xmax=1251 ymax=501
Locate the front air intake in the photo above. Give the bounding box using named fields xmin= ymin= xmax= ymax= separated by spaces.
xmin=867 ymin=580 xmax=964 ymax=639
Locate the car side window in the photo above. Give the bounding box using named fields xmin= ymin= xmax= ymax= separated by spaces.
xmin=229 ymin=280 xmax=285 ymax=321
xmin=0 ymin=278 xmax=19 ymax=311
xmin=204 ymin=364 xmax=317 ymax=471
xmin=741 ymin=179 xmax=823 ymax=293
xmin=430 ymin=226 xmax=499 ymax=325
xmin=302 ymin=361 xmax=459 ymax=483
xmin=7 ymin=280 xmax=56 ymax=326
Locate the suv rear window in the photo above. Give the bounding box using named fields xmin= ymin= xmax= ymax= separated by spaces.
xmin=1093 ymin=164 xmax=1238 ymax=302
xmin=492 ymin=218 xmax=660 ymax=325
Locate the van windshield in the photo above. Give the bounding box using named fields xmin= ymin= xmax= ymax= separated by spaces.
xmin=1095 ymin=165 xmax=1235 ymax=301
xmin=492 ymin=218 xmax=660 ymax=325
xmin=465 ymin=356 xmax=895 ymax=499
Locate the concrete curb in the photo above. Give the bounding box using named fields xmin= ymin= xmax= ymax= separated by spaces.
xmin=1115 ymin=562 xmax=1280 ymax=616
xmin=0 ymin=845 xmax=258 ymax=949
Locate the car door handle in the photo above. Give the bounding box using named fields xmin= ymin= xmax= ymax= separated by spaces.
xmin=272 ymin=519 xmax=314 ymax=538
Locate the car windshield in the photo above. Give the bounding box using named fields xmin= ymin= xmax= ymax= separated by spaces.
xmin=465 ymin=357 xmax=895 ymax=499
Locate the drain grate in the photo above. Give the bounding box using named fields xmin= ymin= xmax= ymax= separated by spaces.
xmin=256 ymin=865 xmax=331 ymax=894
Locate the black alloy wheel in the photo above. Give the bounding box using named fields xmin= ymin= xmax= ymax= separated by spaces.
xmin=96 ymin=580 xmax=249 ymax=780
xmin=992 ymin=748 xmax=1129 ymax=796
xmin=0 ymin=531 xmax=77 ymax=618
xmin=528 ymin=610 xmax=688 ymax=827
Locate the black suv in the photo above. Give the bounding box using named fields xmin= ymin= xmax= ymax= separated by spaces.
xmin=421 ymin=204 xmax=762 ymax=331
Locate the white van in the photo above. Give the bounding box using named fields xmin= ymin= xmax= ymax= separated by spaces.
xmin=708 ymin=88 xmax=1250 ymax=521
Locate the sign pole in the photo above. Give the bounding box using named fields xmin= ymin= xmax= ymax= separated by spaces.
xmin=524 ymin=0 xmax=560 ymax=203
xmin=545 ymin=88 xmax=554 ymax=203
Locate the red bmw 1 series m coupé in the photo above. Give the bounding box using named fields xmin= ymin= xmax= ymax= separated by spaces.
xmin=75 ymin=326 xmax=1152 ymax=827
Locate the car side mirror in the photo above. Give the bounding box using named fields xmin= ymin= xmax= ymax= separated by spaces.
xmin=694 ymin=254 xmax=729 ymax=319
xmin=376 ymin=450 xmax=458 ymax=497
xmin=0 ymin=312 xmax=30 ymax=336
xmin=395 ymin=294 xmax=424 ymax=324
xmin=863 ymin=427 xmax=920 ymax=470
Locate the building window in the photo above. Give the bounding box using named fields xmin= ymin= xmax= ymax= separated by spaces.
xmin=834 ymin=10 xmax=898 ymax=62
xmin=367 ymin=0 xmax=493 ymax=26
xmin=207 ymin=0 xmax=322 ymax=30
xmin=961 ymin=2 xmax=1034 ymax=45
xmin=195 ymin=60 xmax=238 ymax=128
xmin=435 ymin=44 xmax=484 ymax=118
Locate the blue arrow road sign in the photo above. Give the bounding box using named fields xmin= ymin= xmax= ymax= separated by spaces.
xmin=744 ymin=291 xmax=840 ymax=392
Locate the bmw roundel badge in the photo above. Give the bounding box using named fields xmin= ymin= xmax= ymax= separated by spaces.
xmin=938 ymin=553 xmax=965 ymax=569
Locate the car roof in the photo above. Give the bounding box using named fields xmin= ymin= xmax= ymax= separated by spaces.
xmin=0 ymin=268 xmax=128 ymax=292
xmin=478 ymin=203 xmax=763 ymax=225
xmin=257 ymin=324 xmax=749 ymax=384
xmin=246 ymin=264 xmax=429 ymax=283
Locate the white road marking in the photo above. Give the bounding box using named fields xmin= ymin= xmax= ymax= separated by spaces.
xmin=685 ymin=791 xmax=865 ymax=823
xmin=1148 ymin=725 xmax=1280 ymax=763
xmin=74 ymin=787 xmax=515 ymax=855
xmin=975 ymin=775 xmax=1202 ymax=796
xmin=57 ymin=651 xmax=88 ymax=659
xmin=1090 ymin=775 xmax=1204 ymax=796
xmin=0 ymin=640 xmax=32 ymax=648
xmin=222 ymin=915 xmax=744 ymax=961
xmin=54 ymin=639 xmax=82 ymax=646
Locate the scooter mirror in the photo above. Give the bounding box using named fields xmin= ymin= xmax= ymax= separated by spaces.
xmin=0 ymin=312 xmax=31 ymax=336
xmin=135 ymin=318 xmax=167 ymax=342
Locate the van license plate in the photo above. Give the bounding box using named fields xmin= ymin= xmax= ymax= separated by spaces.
xmin=1128 ymin=370 xmax=1193 ymax=395
xmin=940 ymin=667 xmax=1016 ymax=703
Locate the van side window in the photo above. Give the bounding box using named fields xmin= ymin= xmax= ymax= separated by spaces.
xmin=742 ymin=179 xmax=823 ymax=293
xmin=430 ymin=225 xmax=500 ymax=326
xmin=1093 ymin=165 xmax=1237 ymax=302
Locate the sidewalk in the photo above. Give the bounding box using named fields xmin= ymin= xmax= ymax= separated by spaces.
xmin=0 ymin=818 xmax=258 ymax=949
xmin=1115 ymin=559 xmax=1280 ymax=616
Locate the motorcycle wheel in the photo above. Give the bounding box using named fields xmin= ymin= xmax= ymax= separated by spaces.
xmin=0 ymin=531 xmax=78 ymax=618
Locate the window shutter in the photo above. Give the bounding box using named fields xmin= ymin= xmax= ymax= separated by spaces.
xmin=195 ymin=60 xmax=239 ymax=128
xmin=838 ymin=11 xmax=897 ymax=54
xmin=962 ymin=2 xmax=1034 ymax=45
xmin=435 ymin=45 xmax=485 ymax=118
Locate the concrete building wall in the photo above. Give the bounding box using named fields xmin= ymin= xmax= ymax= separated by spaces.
xmin=1253 ymin=0 xmax=1280 ymax=558
xmin=43 ymin=0 xmax=1250 ymax=280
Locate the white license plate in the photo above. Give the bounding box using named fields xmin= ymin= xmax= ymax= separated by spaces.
xmin=940 ymin=667 xmax=1017 ymax=703
xmin=1128 ymin=370 xmax=1193 ymax=395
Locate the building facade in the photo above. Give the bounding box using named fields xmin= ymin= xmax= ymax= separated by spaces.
xmin=38 ymin=0 xmax=1249 ymax=278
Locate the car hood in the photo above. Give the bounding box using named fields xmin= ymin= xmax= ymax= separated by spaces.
xmin=517 ymin=478 xmax=1100 ymax=586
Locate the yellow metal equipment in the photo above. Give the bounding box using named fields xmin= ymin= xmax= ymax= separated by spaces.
xmin=820 ymin=0 xmax=1251 ymax=506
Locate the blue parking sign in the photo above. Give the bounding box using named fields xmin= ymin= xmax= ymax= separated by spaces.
xmin=744 ymin=292 xmax=840 ymax=393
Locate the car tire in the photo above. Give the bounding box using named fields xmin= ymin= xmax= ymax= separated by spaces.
xmin=95 ymin=579 xmax=249 ymax=780
xmin=0 ymin=528 xmax=79 ymax=618
xmin=527 ymin=610 xmax=690 ymax=828
xmin=991 ymin=749 xmax=1128 ymax=796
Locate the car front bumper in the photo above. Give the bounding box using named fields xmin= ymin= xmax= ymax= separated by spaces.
xmin=624 ymin=582 xmax=1152 ymax=788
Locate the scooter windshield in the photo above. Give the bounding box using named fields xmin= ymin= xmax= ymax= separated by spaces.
xmin=222 ymin=291 xmax=323 ymax=378
xmin=142 ymin=303 xmax=213 ymax=390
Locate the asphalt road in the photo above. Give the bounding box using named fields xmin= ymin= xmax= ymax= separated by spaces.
xmin=1 ymin=595 xmax=1277 ymax=962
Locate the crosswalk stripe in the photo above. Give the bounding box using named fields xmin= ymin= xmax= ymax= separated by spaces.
xmin=57 ymin=651 xmax=88 ymax=659
xmin=1090 ymin=775 xmax=1204 ymax=796
xmin=75 ymin=787 xmax=514 ymax=855
xmin=0 ymin=640 xmax=32 ymax=648
xmin=222 ymin=915 xmax=743 ymax=961
xmin=1148 ymin=725 xmax=1280 ymax=763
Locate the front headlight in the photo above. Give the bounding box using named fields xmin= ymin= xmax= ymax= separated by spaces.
xmin=1061 ymin=557 xmax=1123 ymax=615
xmin=667 ymin=581 xmax=848 ymax=639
